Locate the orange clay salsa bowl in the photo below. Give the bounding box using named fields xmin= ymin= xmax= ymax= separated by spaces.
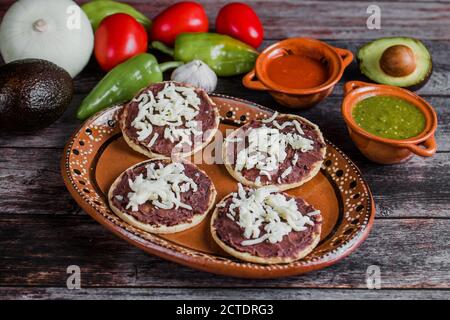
xmin=243 ymin=38 xmax=353 ymax=108
xmin=341 ymin=81 xmax=438 ymax=164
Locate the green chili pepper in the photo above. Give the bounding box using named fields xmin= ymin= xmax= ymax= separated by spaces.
xmin=76 ymin=53 xmax=182 ymax=120
xmin=82 ymin=0 xmax=152 ymax=30
xmin=151 ymin=33 xmax=258 ymax=77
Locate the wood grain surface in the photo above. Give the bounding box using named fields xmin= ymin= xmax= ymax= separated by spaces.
xmin=0 ymin=0 xmax=449 ymax=300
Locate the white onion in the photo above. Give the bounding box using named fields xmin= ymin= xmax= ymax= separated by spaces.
xmin=0 ymin=0 xmax=94 ymax=78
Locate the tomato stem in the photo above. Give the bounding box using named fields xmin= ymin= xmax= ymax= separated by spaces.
xmin=151 ymin=41 xmax=175 ymax=57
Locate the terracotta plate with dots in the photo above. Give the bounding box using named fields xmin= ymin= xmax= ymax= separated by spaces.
xmin=61 ymin=94 xmax=375 ymax=279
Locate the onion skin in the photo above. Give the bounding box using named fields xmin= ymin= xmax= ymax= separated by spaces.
xmin=0 ymin=0 xmax=94 ymax=78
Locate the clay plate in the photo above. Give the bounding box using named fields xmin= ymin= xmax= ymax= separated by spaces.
xmin=61 ymin=95 xmax=375 ymax=279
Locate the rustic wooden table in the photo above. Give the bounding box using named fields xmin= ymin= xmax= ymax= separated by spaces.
xmin=0 ymin=0 xmax=449 ymax=300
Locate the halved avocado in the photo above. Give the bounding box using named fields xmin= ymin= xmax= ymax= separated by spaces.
xmin=357 ymin=37 xmax=432 ymax=90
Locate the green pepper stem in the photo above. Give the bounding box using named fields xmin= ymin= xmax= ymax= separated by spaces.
xmin=152 ymin=41 xmax=175 ymax=57
xmin=159 ymin=61 xmax=184 ymax=72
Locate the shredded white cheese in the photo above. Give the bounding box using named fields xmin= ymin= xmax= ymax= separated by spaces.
xmin=131 ymin=83 xmax=203 ymax=151
xmin=216 ymin=202 xmax=226 ymax=208
xmin=233 ymin=116 xmax=314 ymax=182
xmin=147 ymin=133 xmax=159 ymax=147
xmin=125 ymin=161 xmax=198 ymax=212
xmin=292 ymin=153 xmax=299 ymax=166
xmin=307 ymin=210 xmax=321 ymax=217
xmin=272 ymin=119 xmax=305 ymax=135
xmin=226 ymin=213 xmax=235 ymax=221
xmin=225 ymin=137 xmax=243 ymax=143
xmin=280 ymin=167 xmax=292 ymax=179
xmin=223 ymin=184 xmax=317 ymax=246
xmin=261 ymin=111 xmax=279 ymax=123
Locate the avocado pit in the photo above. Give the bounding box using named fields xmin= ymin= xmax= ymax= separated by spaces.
xmin=380 ymin=45 xmax=416 ymax=77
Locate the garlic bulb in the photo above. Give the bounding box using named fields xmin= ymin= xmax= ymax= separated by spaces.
xmin=171 ymin=60 xmax=217 ymax=93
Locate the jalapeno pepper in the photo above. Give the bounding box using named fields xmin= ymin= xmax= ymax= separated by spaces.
xmin=76 ymin=53 xmax=182 ymax=120
xmin=82 ymin=0 xmax=152 ymax=31
xmin=151 ymin=33 xmax=258 ymax=77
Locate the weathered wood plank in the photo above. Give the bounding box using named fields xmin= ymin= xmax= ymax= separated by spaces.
xmin=1 ymin=1 xmax=448 ymax=40
xmin=4 ymin=40 xmax=445 ymax=150
xmin=1 ymin=287 xmax=449 ymax=300
xmin=1 ymin=40 xmax=445 ymax=145
xmin=0 ymin=0 xmax=448 ymax=298
xmin=0 ymin=147 xmax=83 ymax=216
xmin=0 ymin=94 xmax=449 ymax=151
xmin=0 ymin=215 xmax=448 ymax=288
xmin=72 ymin=39 xmax=450 ymax=96
xmin=219 ymin=39 xmax=450 ymax=97
xmin=82 ymin=41 xmax=450 ymax=95
xmin=0 ymin=95 xmax=84 ymax=149
xmin=1 ymin=144 xmax=449 ymax=217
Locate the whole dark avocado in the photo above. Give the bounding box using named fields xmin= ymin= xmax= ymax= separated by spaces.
xmin=0 ymin=59 xmax=74 ymax=131
xmin=357 ymin=37 xmax=432 ymax=90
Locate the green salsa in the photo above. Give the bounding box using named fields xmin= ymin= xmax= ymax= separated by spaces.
xmin=352 ymin=95 xmax=426 ymax=140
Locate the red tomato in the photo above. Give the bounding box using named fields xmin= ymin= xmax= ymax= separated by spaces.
xmin=94 ymin=13 xmax=148 ymax=71
xmin=215 ymin=3 xmax=264 ymax=48
xmin=150 ymin=1 xmax=208 ymax=46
